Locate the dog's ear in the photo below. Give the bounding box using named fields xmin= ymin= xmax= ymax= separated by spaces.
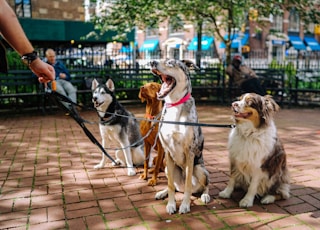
xmin=91 ymin=78 xmax=99 ymax=90
xmin=106 ymin=79 xmax=115 ymax=92
xmin=138 ymin=87 xmax=145 ymax=103
xmin=181 ymin=60 xmax=200 ymax=71
xmin=264 ymin=95 xmax=279 ymax=113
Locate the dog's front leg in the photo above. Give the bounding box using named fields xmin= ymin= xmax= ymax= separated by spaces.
xmin=117 ymin=140 xmax=136 ymax=176
xmin=239 ymin=174 xmax=260 ymax=207
xmin=166 ymin=153 xmax=177 ymax=214
xmin=219 ymin=176 xmax=235 ymax=199
xmin=94 ymin=136 xmax=108 ymax=169
xmin=139 ymin=143 xmax=151 ymax=181
xmin=219 ymin=162 xmax=237 ymax=198
xmin=179 ymin=152 xmax=194 ymax=214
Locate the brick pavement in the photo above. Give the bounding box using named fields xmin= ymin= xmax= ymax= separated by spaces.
xmin=0 ymin=105 xmax=320 ymax=229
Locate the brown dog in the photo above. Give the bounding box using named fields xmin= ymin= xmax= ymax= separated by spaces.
xmin=138 ymin=82 xmax=165 ymax=186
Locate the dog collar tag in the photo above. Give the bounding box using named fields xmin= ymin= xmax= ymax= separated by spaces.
xmin=165 ymin=93 xmax=191 ymax=108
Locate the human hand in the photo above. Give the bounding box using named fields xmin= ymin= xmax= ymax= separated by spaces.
xmin=29 ymin=58 xmax=55 ymax=83
xmin=59 ymin=73 xmax=66 ymax=79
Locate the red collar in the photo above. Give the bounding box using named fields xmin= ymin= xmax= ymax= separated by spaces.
xmin=165 ymin=93 xmax=191 ymax=108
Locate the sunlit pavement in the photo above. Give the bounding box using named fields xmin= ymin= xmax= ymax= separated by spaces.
xmin=0 ymin=104 xmax=319 ymax=229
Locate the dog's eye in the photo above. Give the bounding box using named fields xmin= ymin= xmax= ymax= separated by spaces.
xmin=166 ymin=60 xmax=175 ymax=67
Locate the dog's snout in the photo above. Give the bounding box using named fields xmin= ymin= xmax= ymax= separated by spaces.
xmin=92 ymin=97 xmax=97 ymax=102
xmin=232 ymin=102 xmax=239 ymax=107
xmin=150 ymin=60 xmax=158 ymax=67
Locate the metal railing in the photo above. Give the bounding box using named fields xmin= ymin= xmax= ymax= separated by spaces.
xmin=1 ymin=66 xmax=319 ymax=114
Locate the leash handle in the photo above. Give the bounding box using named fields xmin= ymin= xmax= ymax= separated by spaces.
xmin=51 ymin=80 xmax=57 ymax=91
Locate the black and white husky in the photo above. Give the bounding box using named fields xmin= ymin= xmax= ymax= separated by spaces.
xmin=91 ymin=79 xmax=144 ymax=176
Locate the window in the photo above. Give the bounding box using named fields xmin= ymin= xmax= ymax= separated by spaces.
xmin=288 ymin=10 xmax=300 ymax=32
xmin=306 ymin=22 xmax=315 ymax=34
xmin=15 ymin=0 xmax=31 ymax=18
xmin=168 ymin=17 xmax=184 ymax=35
xmin=146 ymin=27 xmax=159 ymax=37
xmin=271 ymin=15 xmax=283 ymax=32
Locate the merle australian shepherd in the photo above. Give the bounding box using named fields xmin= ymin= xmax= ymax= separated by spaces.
xmin=219 ymin=93 xmax=290 ymax=207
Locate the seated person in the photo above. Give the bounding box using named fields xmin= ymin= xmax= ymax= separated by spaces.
xmin=226 ymin=54 xmax=266 ymax=96
xmin=45 ymin=49 xmax=77 ymax=110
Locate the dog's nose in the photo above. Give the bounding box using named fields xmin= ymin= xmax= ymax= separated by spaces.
xmin=150 ymin=60 xmax=158 ymax=67
xmin=232 ymin=102 xmax=238 ymax=107
xmin=92 ymin=97 xmax=97 ymax=102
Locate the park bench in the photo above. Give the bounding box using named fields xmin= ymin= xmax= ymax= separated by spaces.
xmin=255 ymin=68 xmax=286 ymax=105
xmin=69 ymin=68 xmax=105 ymax=106
xmin=1 ymin=67 xmax=319 ymax=114
xmin=0 ymin=69 xmax=45 ymax=112
xmin=289 ymin=69 xmax=320 ymax=105
xmin=191 ymin=67 xmax=225 ymax=103
xmin=0 ymin=68 xmax=105 ymax=112
xmin=228 ymin=68 xmax=286 ymax=105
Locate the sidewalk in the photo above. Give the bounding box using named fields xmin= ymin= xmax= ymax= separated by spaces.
xmin=0 ymin=105 xmax=319 ymax=230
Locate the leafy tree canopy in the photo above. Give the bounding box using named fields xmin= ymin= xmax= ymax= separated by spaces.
xmin=91 ymin=0 xmax=320 ymax=64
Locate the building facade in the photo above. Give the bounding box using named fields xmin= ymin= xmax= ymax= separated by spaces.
xmin=8 ymin=0 xmax=86 ymax=21
xmin=6 ymin=0 xmax=134 ymax=67
xmin=136 ymin=8 xmax=320 ymax=66
xmin=7 ymin=1 xmax=320 ymax=67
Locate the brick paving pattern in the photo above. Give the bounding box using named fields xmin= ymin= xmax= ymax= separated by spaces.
xmin=0 ymin=105 xmax=320 ymax=229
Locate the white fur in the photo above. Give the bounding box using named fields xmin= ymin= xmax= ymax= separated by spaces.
xmin=92 ymin=79 xmax=144 ymax=176
xmin=151 ymin=60 xmax=210 ymax=214
xmin=95 ymin=123 xmax=144 ymax=176
xmin=219 ymin=93 xmax=290 ymax=207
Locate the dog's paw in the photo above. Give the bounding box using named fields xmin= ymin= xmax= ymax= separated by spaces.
xmin=139 ymin=173 xmax=147 ymax=180
xmin=179 ymin=200 xmax=190 ymax=214
xmin=280 ymin=190 xmax=290 ymax=200
xmin=166 ymin=202 xmax=177 ymax=215
xmin=111 ymin=159 xmax=121 ymax=166
xmin=155 ymin=189 xmax=168 ymax=200
xmin=147 ymin=178 xmax=157 ymax=186
xmin=219 ymin=189 xmax=232 ymax=199
xmin=94 ymin=163 xmax=105 ymax=169
xmin=127 ymin=168 xmax=136 ymax=176
xmin=239 ymin=197 xmax=254 ymax=208
xmin=201 ymin=194 xmax=211 ymax=204
xmin=261 ymin=195 xmax=276 ymax=204
xmin=282 ymin=191 xmax=290 ymax=200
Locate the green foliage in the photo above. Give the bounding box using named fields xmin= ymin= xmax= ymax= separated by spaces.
xmin=92 ymin=0 xmax=320 ymax=67
xmin=6 ymin=50 xmax=28 ymax=70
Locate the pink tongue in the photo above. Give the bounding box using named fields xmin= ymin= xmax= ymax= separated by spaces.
xmin=235 ymin=112 xmax=250 ymax=118
xmin=157 ymin=83 xmax=170 ymax=98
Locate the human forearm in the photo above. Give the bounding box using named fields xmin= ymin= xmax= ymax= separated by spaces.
xmin=0 ymin=0 xmax=34 ymax=55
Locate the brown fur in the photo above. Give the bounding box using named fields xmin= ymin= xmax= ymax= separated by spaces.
xmin=138 ymin=82 xmax=165 ymax=186
xmin=219 ymin=93 xmax=290 ymax=207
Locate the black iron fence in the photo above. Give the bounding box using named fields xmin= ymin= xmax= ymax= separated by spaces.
xmin=1 ymin=65 xmax=319 ymax=114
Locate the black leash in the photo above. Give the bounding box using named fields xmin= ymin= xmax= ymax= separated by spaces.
xmin=100 ymin=111 xmax=236 ymax=129
xmin=47 ymin=88 xmax=235 ymax=156
xmin=49 ymin=89 xmax=235 ymax=129
xmin=46 ymin=89 xmax=117 ymax=165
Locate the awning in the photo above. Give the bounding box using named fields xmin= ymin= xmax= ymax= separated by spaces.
xmin=19 ymin=18 xmax=134 ymax=44
xmin=288 ymin=36 xmax=306 ymax=50
xmin=219 ymin=34 xmax=249 ymax=49
xmin=187 ymin=36 xmax=214 ymax=51
xmin=304 ymin=37 xmax=320 ymax=51
xmin=139 ymin=39 xmax=159 ymax=52
xmin=120 ymin=46 xmax=133 ymax=53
